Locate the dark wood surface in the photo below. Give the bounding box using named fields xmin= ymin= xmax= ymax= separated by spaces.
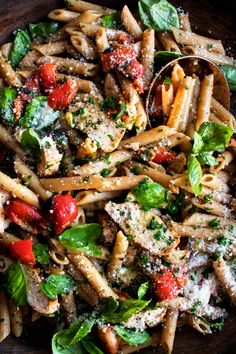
xmin=0 ymin=0 xmax=236 ymax=353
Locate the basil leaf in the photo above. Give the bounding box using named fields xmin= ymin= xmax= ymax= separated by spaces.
xmin=40 ymin=274 xmax=75 ymax=300
xmin=137 ymin=281 xmax=149 ymax=299
xmin=187 ymin=154 xmax=202 ymax=196
xmin=4 ymin=261 xmax=27 ymax=306
xmin=198 ymin=317 xmax=224 ymax=330
xmin=82 ymin=337 xmax=104 ymax=354
xmin=33 ymin=243 xmax=50 ymax=265
xmin=192 ymin=132 xmax=204 ymax=154
xmin=198 ymin=153 xmax=218 ymax=166
xmin=19 ymin=96 xmax=61 ymax=131
xmin=132 ymin=178 xmax=167 ymax=209
xmin=58 ymin=224 xmax=103 ymax=257
xmin=198 ymin=122 xmax=233 ymax=153
xmin=101 ymin=12 xmax=121 ymax=29
xmin=220 ymin=65 xmax=236 ymax=92
xmin=58 ymin=316 xmax=96 ymax=347
xmin=99 ymin=297 xmax=119 ymax=317
xmin=114 ymin=326 xmax=151 ymax=346
xmin=29 ymin=21 xmax=61 ymax=39
xmin=9 ymin=29 xmax=31 ymax=68
xmin=101 ymin=299 xmax=151 ymax=323
xmin=154 ymin=50 xmax=183 ymax=64
xmin=0 ymin=87 xmax=17 ymax=124
xmin=21 ymin=128 xmax=41 ymax=156
xmin=52 ymin=332 xmax=86 ymax=354
xmin=139 ymin=0 xmax=179 ymax=32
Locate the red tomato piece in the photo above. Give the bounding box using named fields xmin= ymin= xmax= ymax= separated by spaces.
xmin=152 ymin=147 xmax=177 ymax=164
xmin=5 ymin=198 xmax=45 ymax=230
xmin=154 ymin=270 xmax=181 ymax=300
xmin=50 ymin=194 xmax=78 ymax=234
xmin=24 ymin=74 xmax=40 ymax=93
xmin=48 ymin=78 xmax=79 ymax=110
xmin=121 ymin=59 xmax=144 ymax=93
xmin=101 ymin=47 xmax=136 ymax=72
xmin=116 ymin=33 xmax=133 ymax=44
xmin=9 ymin=239 xmax=35 ymax=265
xmin=36 ymin=63 xmax=57 ymax=94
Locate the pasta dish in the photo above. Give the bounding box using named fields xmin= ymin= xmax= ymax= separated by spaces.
xmin=0 ymin=1 xmax=236 ymax=353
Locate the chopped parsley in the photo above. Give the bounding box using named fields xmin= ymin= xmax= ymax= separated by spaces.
xmin=132 ymin=166 xmax=141 ymax=175
xmin=88 ymin=97 xmax=94 ymax=104
xmin=218 ymin=235 xmax=228 ymax=246
xmin=203 ymin=194 xmax=213 ymax=202
xmin=101 ymin=168 xmax=110 ymax=177
xmin=209 ymin=218 xmax=220 ymax=229
xmin=191 ymin=300 xmax=202 ymax=313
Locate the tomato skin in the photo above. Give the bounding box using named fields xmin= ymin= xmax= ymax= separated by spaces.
xmin=36 ymin=63 xmax=57 ymax=94
xmin=152 ymin=147 xmax=177 ymax=164
xmin=116 ymin=33 xmax=133 ymax=44
xmin=154 ymin=270 xmax=181 ymax=300
xmin=9 ymin=239 xmax=35 ymax=265
xmin=5 ymin=198 xmax=45 ymax=229
xmin=50 ymin=194 xmax=78 ymax=234
xmin=48 ymin=78 xmax=78 ymax=109
xmin=101 ymin=47 xmax=136 ymax=72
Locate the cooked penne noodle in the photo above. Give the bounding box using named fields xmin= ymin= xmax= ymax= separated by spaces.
xmin=61 ymin=292 xmax=77 ymax=323
xmin=50 ymin=250 xmax=69 ymax=265
xmin=179 ymin=13 xmax=192 ymax=32
xmin=0 ymin=291 xmax=10 ymax=342
xmin=185 ymin=46 xmax=234 ymax=65
xmin=141 ymin=29 xmax=155 ymax=90
xmin=33 ymin=40 xmax=69 ymax=56
xmin=104 ymin=73 xmax=121 ymax=97
xmin=14 ymin=157 xmax=52 ymax=201
xmin=0 ymin=51 xmax=22 ymax=87
xmin=186 ymin=77 xmax=200 ymax=138
xmin=0 ymin=255 xmax=12 ymax=272
xmin=213 ymin=258 xmax=236 ymax=305
xmin=95 ymin=28 xmax=110 ymax=53
xmin=66 ymin=0 xmax=115 ymax=15
xmin=48 ymin=8 xmax=80 ymax=22
xmin=68 ymin=253 xmax=118 ymax=298
xmin=8 ymin=300 xmax=23 ymax=338
xmin=107 ymin=231 xmax=129 ymax=281
xmin=70 ymin=33 xmax=97 ymax=59
xmin=172 ymin=28 xmax=225 ymax=54
xmin=162 ymin=83 xmax=174 ymax=117
xmin=135 ymin=96 xmax=148 ymax=131
xmin=211 ymin=97 xmax=235 ymax=129
xmin=171 ymin=63 xmax=185 ymax=93
xmin=195 ymin=74 xmax=214 ymax=131
xmin=1 ymin=42 xmax=12 ymax=59
xmin=121 ymin=5 xmax=142 ymax=40
xmin=210 ymin=151 xmax=234 ymax=173
xmin=187 ymin=315 xmax=212 ymax=334
xmin=158 ymin=31 xmax=181 ymax=52
xmin=191 ymin=197 xmax=230 ymax=217
xmin=75 ymin=190 xmax=122 ymax=205
xmin=172 ymin=222 xmax=228 ymax=239
xmin=179 ymin=77 xmax=196 ymax=132
xmin=38 ymin=56 xmax=99 ymax=76
xmin=183 ymin=213 xmax=236 ymax=228
xmin=202 ymin=174 xmax=222 ymax=190
xmin=0 ymin=232 xmax=19 ymax=245
xmin=161 ymin=310 xmax=178 ymax=354
xmin=74 ymin=10 xmax=102 ymax=25
xmin=19 ymin=50 xmax=42 ymax=70
xmin=0 ymin=124 xmax=27 ymax=161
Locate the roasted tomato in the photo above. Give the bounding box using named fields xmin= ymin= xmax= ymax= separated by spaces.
xmin=152 ymin=147 xmax=177 ymax=164
xmin=154 ymin=269 xmax=185 ymax=300
xmin=9 ymin=239 xmax=35 ymax=265
xmin=48 ymin=78 xmax=79 ymax=110
xmin=36 ymin=63 xmax=57 ymax=94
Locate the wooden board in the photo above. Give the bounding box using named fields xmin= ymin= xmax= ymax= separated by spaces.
xmin=0 ymin=0 xmax=235 ymax=353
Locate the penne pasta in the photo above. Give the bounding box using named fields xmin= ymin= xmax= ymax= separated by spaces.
xmin=121 ymin=5 xmax=142 ymax=40
xmin=0 ymin=291 xmax=10 ymax=342
xmin=33 ymin=40 xmax=69 ymax=56
xmin=66 ymin=0 xmax=115 ymax=15
xmin=161 ymin=310 xmax=178 ymax=354
xmin=8 ymin=300 xmax=23 ymax=338
xmin=158 ymin=31 xmax=181 ymax=52
xmin=195 ymin=74 xmax=214 ymax=131
xmin=141 ymin=29 xmax=155 ymax=90
xmin=107 ymin=231 xmax=129 ymax=282
xmin=48 ymin=8 xmax=80 ymax=22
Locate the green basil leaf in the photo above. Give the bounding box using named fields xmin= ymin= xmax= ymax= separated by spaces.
xmin=139 ymin=0 xmax=179 ymax=32
xmin=198 ymin=122 xmax=233 ymax=153
xmin=137 ymin=281 xmax=149 ymax=299
xmin=58 ymin=224 xmax=103 ymax=257
xmin=52 ymin=332 xmax=87 ymax=354
xmin=154 ymin=50 xmax=183 ymax=64
xmin=101 ymin=12 xmax=121 ymax=29
xmin=220 ymin=65 xmax=236 ymax=92
xmin=21 ymin=128 xmax=41 ymax=156
xmin=114 ymin=326 xmax=151 ymax=346
xmin=192 ymin=132 xmax=204 ymax=154
xmin=9 ymin=29 xmax=31 ymax=68
xmin=99 ymin=297 xmax=119 ymax=317
xmin=40 ymin=274 xmax=75 ymax=300
xmin=58 ymin=316 xmax=96 ymax=347
xmin=101 ymin=299 xmax=151 ymax=323
xmin=82 ymin=337 xmax=105 ymax=354
xmin=198 ymin=153 xmax=218 ymax=166
xmin=33 ymin=243 xmax=50 ymax=265
xmin=132 ymin=177 xmax=167 ymax=209
xmin=18 ymin=96 xmax=61 ymax=131
xmin=187 ymin=154 xmax=202 ymax=196
xmin=29 ymin=21 xmax=61 ymax=39
xmin=0 ymin=87 xmax=17 ymax=124
xmin=198 ymin=317 xmax=224 ymax=330
xmin=4 ymin=261 xmax=27 ymax=306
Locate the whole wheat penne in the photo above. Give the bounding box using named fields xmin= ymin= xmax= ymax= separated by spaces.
xmin=75 ymin=190 xmax=122 ymax=205
xmin=186 ymin=46 xmax=234 ymax=66
xmin=135 ymin=96 xmax=148 ymax=132
xmin=0 ymin=51 xmax=22 ymax=87
xmin=179 ymin=13 xmax=192 ymax=32
xmin=37 ymin=56 xmax=99 ymax=76
xmin=68 ymin=253 xmax=118 ymax=298
xmin=213 ymin=258 xmax=236 ymax=305
xmin=66 ymin=0 xmax=115 ymax=15
xmin=162 ymin=83 xmax=174 ymax=117
xmin=0 ymin=255 xmax=12 ymax=272
xmin=195 ymin=74 xmax=214 ymax=131
xmin=209 ymin=112 xmax=226 ymax=124
xmin=70 ymin=33 xmax=97 ymax=59
xmin=171 ymin=63 xmax=185 ymax=93
xmin=0 ymin=124 xmax=27 ymax=161
xmin=14 ymin=157 xmax=52 ymax=201
xmin=1 ymin=42 xmax=12 ymax=59
xmin=158 ymin=31 xmax=181 ymax=52
xmin=33 ymin=40 xmax=69 ymax=56
xmin=211 ymin=97 xmax=235 ymax=129
xmin=48 ymin=8 xmax=80 ymax=22
xmin=171 ymin=222 xmax=228 ymax=239
xmin=61 ymin=292 xmax=77 ymax=323
xmin=107 ymin=231 xmax=129 ymax=282
xmin=121 ymin=5 xmax=142 ymax=40
xmin=172 ymin=28 xmax=225 ymax=55
xmin=179 ymin=78 xmax=196 ymax=132
xmin=95 ymin=28 xmax=110 ymax=53
xmin=183 ymin=213 xmax=236 ymax=228
xmin=141 ymin=28 xmax=155 ymax=90
xmin=210 ymin=151 xmax=234 ymax=173
xmin=8 ymin=300 xmax=23 ymax=338
xmin=0 ymin=291 xmax=10 ymax=342
xmin=104 ymin=73 xmax=121 ymax=97
xmin=0 ymin=232 xmax=19 ymax=245
xmin=186 ymin=77 xmax=201 ymax=138
xmin=19 ymin=49 xmax=42 ymax=70
xmin=191 ymin=197 xmax=230 ymax=217
xmin=187 ymin=315 xmax=212 ymax=334
xmin=161 ymin=310 xmax=178 ymax=354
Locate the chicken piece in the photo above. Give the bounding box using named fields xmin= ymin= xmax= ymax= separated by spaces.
xmin=37 ymin=136 xmax=63 ymax=177
xmin=0 ymin=190 xmax=10 ymax=233
xmin=124 ymin=307 xmax=167 ymax=331
xmin=105 ymin=202 xmax=179 ymax=256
